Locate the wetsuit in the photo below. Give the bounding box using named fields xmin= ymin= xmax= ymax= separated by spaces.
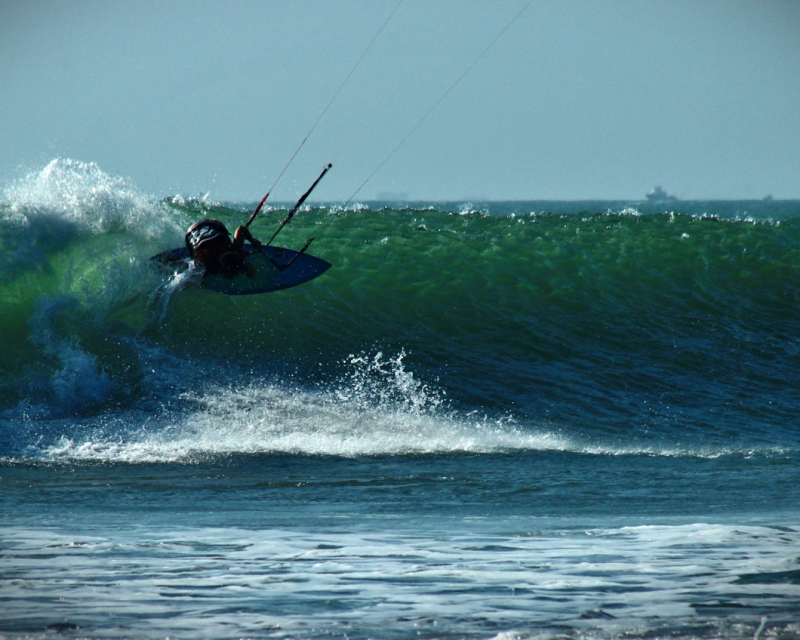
xmin=185 ymin=219 xmax=249 ymax=278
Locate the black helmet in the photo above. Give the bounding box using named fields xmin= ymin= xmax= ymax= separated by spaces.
xmin=185 ymin=219 xmax=230 ymax=257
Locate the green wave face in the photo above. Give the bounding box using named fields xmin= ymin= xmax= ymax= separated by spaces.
xmin=3 ymin=160 xmax=800 ymax=456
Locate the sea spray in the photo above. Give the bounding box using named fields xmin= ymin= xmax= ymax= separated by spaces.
xmin=2 ymin=158 xmax=182 ymax=238
xmin=21 ymin=349 xmax=566 ymax=462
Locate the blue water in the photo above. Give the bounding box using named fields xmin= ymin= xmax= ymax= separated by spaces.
xmin=1 ymin=159 xmax=800 ymax=639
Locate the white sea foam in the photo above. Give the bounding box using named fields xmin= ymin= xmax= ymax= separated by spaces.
xmin=2 ymin=158 xmax=183 ymax=239
xmin=34 ymin=351 xmax=572 ymax=462
xmin=2 ymin=522 xmax=799 ymax=639
xmin=23 ymin=347 xmax=781 ymax=464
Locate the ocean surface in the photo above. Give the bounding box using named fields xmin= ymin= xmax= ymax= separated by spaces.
xmin=2 ymin=158 xmax=800 ymax=639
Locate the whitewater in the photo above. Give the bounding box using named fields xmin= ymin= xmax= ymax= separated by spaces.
xmin=1 ymin=159 xmax=800 ymax=639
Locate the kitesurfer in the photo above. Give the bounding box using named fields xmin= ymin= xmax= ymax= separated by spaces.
xmin=185 ymin=219 xmax=263 ymax=279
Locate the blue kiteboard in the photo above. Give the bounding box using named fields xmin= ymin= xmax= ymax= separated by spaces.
xmin=151 ymin=244 xmax=331 ymax=295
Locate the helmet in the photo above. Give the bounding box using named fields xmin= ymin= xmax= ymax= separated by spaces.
xmin=185 ymin=219 xmax=231 ymax=257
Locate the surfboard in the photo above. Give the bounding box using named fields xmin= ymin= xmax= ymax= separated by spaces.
xmin=151 ymin=244 xmax=331 ymax=295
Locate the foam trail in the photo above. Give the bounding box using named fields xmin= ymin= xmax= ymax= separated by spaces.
xmin=145 ymin=260 xmax=203 ymax=328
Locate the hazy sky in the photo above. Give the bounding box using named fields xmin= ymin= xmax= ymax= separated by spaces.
xmin=2 ymin=0 xmax=799 ymax=201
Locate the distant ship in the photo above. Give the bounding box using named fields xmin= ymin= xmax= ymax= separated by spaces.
xmin=645 ymin=186 xmax=678 ymax=202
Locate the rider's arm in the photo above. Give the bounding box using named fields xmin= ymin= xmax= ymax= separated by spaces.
xmin=233 ymin=226 xmax=263 ymax=251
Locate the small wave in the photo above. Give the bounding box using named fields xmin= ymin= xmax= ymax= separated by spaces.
xmin=7 ymin=350 xmax=782 ymax=465
xmin=15 ymin=351 xmax=567 ymax=463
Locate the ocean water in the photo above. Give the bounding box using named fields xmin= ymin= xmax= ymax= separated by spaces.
xmin=1 ymin=158 xmax=800 ymax=639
